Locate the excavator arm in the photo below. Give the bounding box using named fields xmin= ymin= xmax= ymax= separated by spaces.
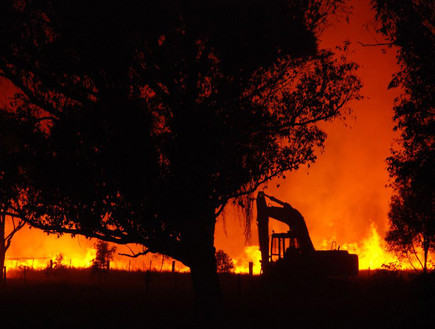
xmin=257 ymin=191 xmax=314 ymax=272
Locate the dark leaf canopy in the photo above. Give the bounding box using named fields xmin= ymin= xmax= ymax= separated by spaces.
xmin=374 ymin=0 xmax=434 ymax=269
xmin=0 ymin=0 xmax=360 ymax=260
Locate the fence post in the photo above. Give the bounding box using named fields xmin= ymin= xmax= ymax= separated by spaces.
xmin=248 ymin=262 xmax=253 ymax=276
xmin=2 ymin=266 xmax=6 ymax=286
xmin=145 ymin=270 xmax=150 ymax=294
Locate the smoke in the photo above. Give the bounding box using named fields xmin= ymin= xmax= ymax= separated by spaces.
xmin=215 ymin=0 xmax=401 ymax=267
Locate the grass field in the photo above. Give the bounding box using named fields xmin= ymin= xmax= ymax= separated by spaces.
xmin=0 ymin=268 xmax=433 ymax=329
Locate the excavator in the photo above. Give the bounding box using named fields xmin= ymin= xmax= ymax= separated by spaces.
xmin=257 ymin=191 xmax=358 ymax=277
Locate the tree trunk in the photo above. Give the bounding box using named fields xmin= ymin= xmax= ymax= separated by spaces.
xmin=0 ymin=246 xmax=4 ymax=283
xmin=189 ymin=244 xmax=222 ymax=318
xmin=180 ymin=212 xmax=223 ymax=320
xmin=0 ymin=214 xmax=5 ymax=283
xmin=423 ymin=235 xmax=429 ymax=274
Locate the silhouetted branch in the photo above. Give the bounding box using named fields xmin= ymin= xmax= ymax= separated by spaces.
xmin=47 ymin=79 xmax=96 ymax=108
xmin=226 ymin=175 xmax=274 ymax=202
xmin=215 ymin=201 xmax=228 ymax=217
xmin=0 ymin=210 xmax=25 ymax=251
xmin=0 ymin=69 xmax=63 ymax=119
xmin=405 ymin=251 xmax=419 ymax=272
xmin=0 ymin=210 xmax=23 ymax=219
xmin=411 ymin=243 xmax=424 ymax=270
xmin=33 ymin=116 xmax=57 ymax=122
xmin=118 ymin=245 xmax=150 ymax=258
xmin=5 ymin=218 xmax=25 ymax=241
xmin=357 ymin=41 xmax=393 ymax=47
xmin=9 ymin=209 xmax=137 ymax=245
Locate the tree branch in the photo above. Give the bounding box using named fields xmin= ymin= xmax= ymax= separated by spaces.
xmin=357 ymin=41 xmax=394 ymax=47
xmin=405 ymin=250 xmax=419 ymax=272
xmin=0 ymin=68 xmax=63 ymax=118
xmin=411 ymin=242 xmax=424 ymax=270
xmin=214 ymin=200 xmax=228 ymax=217
xmin=118 ymin=245 xmax=150 ymax=258
xmin=5 ymin=219 xmax=25 ymax=243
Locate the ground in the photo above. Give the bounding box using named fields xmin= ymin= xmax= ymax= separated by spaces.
xmin=0 ymin=268 xmax=433 ymax=329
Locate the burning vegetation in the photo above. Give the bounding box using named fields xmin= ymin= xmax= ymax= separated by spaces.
xmin=0 ymin=2 xmax=433 ymax=328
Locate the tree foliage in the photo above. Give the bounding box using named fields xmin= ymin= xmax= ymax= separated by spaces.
xmin=53 ymin=253 xmax=66 ymax=269
xmin=92 ymin=240 xmax=116 ymax=271
xmin=373 ymin=0 xmax=435 ymax=271
xmin=0 ymin=0 xmax=361 ymax=307
xmin=215 ymin=249 xmax=234 ymax=273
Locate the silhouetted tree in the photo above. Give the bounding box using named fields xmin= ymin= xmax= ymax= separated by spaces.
xmin=92 ymin=240 xmax=116 ymax=271
xmin=0 ymin=213 xmax=24 ymax=276
xmin=53 ymin=253 xmax=66 ymax=269
xmin=0 ymin=112 xmax=40 ymax=276
xmin=0 ymin=0 xmax=361 ymax=311
xmin=215 ymin=250 xmax=234 ymax=273
xmin=373 ymin=0 xmax=434 ymax=272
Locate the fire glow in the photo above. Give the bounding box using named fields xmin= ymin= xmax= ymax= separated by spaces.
xmin=5 ymin=218 xmax=423 ymax=275
xmin=2 ymin=223 xmax=411 ymax=275
xmin=1 ymin=1 xmax=424 ymax=277
xmin=340 ymin=222 xmax=401 ymax=270
xmin=5 ymin=248 xmax=96 ymax=272
xmin=4 ymin=228 xmax=191 ymax=274
xmin=231 ymin=224 xmax=410 ymax=274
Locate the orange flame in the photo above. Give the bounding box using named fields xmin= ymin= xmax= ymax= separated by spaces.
xmin=4 ymin=228 xmax=189 ymax=273
xmin=229 ymin=223 xmax=420 ymax=274
xmin=233 ymin=246 xmax=262 ymax=274
xmin=340 ymin=222 xmax=401 ymax=269
xmin=5 ymin=246 xmax=96 ymax=271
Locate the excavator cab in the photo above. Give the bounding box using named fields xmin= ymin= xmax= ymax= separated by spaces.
xmin=270 ymin=231 xmax=300 ymax=262
xmin=256 ymin=192 xmax=358 ymax=277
